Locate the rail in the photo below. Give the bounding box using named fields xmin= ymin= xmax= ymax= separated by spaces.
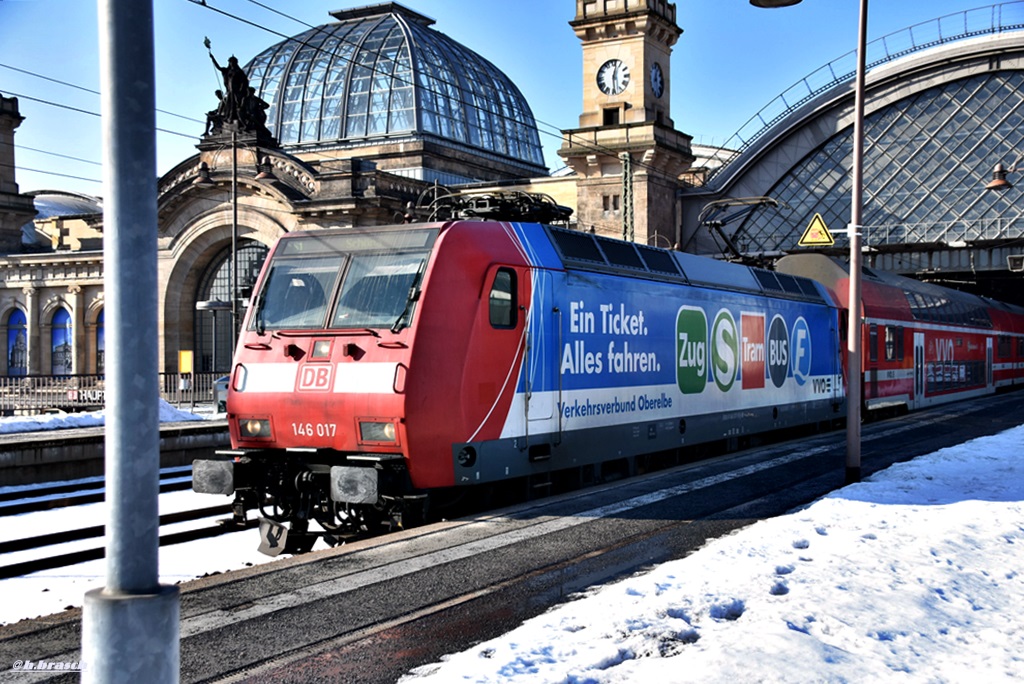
xmin=0 ymin=372 xmax=226 ymax=415
xmin=704 ymin=2 xmax=1024 ymax=182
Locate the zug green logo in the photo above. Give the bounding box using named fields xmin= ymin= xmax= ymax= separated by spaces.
xmin=676 ymin=306 xmax=707 ymax=394
xmin=711 ymin=309 xmax=738 ymax=392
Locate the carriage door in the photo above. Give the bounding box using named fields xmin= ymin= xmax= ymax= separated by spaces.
xmin=525 ymin=270 xmax=555 ymax=428
xmin=987 ymin=337 xmax=994 ymax=389
xmin=911 ymin=332 xmax=926 ymax=409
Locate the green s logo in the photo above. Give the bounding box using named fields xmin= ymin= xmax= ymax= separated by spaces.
xmin=711 ymin=309 xmax=738 ymax=393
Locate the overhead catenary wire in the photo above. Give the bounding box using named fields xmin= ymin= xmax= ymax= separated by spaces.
xmin=0 ymin=62 xmax=206 ymax=126
xmin=2 ymin=89 xmax=199 ymax=141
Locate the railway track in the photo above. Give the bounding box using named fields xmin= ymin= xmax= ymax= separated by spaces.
xmin=0 ymin=505 xmax=257 ymax=579
xmin=0 ymin=466 xmax=194 ymax=516
xmin=0 ymin=466 xmax=259 ymax=579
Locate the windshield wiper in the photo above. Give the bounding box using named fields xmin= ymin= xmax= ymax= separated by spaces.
xmin=254 ymin=283 xmax=268 ymax=336
xmin=390 ymin=259 xmax=427 ymax=334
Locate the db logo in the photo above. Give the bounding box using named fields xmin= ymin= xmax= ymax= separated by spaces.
xmin=297 ymin=365 xmax=334 ymax=392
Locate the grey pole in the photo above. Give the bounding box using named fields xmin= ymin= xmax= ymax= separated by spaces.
xmin=751 ymin=0 xmax=867 ymax=483
xmin=845 ymin=0 xmax=868 ymax=484
xmin=231 ymin=129 xmax=239 ymax=353
xmin=82 ymin=1 xmax=180 ymax=682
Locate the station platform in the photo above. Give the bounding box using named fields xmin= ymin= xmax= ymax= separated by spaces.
xmin=0 ymin=407 xmax=229 ymax=487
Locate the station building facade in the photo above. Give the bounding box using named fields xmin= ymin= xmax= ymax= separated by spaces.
xmin=2 ymin=1 xmax=1024 ymax=382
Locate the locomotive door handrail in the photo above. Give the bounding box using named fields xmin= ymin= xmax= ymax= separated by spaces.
xmin=554 ymin=306 xmax=563 ymax=445
xmin=522 ymin=309 xmax=530 ymax=451
xmin=833 ymin=319 xmax=842 ymax=410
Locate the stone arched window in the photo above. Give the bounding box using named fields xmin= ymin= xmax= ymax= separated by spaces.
xmin=194 ymin=240 xmax=269 ymax=373
xmin=96 ymin=308 xmax=105 ymax=374
xmin=7 ymin=309 xmax=27 ymax=377
xmin=51 ymin=307 xmax=73 ymax=376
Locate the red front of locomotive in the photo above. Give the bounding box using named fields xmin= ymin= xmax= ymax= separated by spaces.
xmin=227 ymin=227 xmax=427 ymax=457
xmin=192 ymin=220 xmax=535 ymax=551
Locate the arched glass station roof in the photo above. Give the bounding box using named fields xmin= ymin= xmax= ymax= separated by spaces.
xmin=245 ymin=3 xmax=544 ymax=168
xmin=739 ymin=70 xmax=1024 ymax=253
xmin=695 ymin=2 xmax=1024 ymax=256
xmin=28 ymin=191 xmax=102 ymax=219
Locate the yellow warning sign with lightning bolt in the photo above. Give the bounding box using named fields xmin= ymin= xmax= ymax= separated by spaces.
xmin=798 ymin=213 xmax=835 ymax=247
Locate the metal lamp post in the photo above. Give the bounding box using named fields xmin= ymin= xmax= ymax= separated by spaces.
xmin=751 ymin=0 xmax=868 ymax=483
xmin=193 ymin=139 xmax=275 ymax=360
xmin=192 ymin=136 xmax=240 ymax=355
xmin=195 ymin=300 xmax=231 ymax=372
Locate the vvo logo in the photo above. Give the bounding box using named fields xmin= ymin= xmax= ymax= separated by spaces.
xmin=297 ymin=364 xmax=334 ymax=392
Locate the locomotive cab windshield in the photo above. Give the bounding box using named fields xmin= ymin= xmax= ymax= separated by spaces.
xmin=249 ymin=228 xmax=438 ymax=332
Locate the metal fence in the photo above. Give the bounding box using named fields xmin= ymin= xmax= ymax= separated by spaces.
xmin=0 ymin=372 xmax=226 ymax=415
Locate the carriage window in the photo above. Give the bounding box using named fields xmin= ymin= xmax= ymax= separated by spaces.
xmin=489 ymin=269 xmax=516 ymax=328
xmin=869 ymin=324 xmax=878 ymax=363
xmin=998 ymin=335 xmax=1012 ymax=358
xmin=884 ymin=326 xmax=896 ymax=361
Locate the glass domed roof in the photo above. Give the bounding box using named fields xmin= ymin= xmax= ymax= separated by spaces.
xmin=245 ymin=3 xmax=545 ymax=170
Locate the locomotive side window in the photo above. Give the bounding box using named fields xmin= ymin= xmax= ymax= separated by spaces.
xmin=489 ymin=269 xmax=517 ymax=328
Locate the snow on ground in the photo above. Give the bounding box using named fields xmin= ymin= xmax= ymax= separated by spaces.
xmin=402 ymin=426 xmax=1024 ymax=683
xmin=0 ymin=399 xmax=205 ymax=433
xmin=0 ymin=400 xmax=269 ymax=626
xmin=2 ymin=405 xmax=1023 ymax=682
xmin=0 ymin=496 xmax=279 ymax=625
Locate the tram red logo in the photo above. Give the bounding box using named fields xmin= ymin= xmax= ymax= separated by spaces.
xmin=742 ymin=313 xmax=765 ymax=390
xmin=297 ymin=364 xmax=334 ymax=392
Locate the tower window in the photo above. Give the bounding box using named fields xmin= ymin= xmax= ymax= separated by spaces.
xmin=603 ymin=108 xmax=620 ymax=126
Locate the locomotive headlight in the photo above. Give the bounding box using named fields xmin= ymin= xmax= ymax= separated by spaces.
xmin=238 ymin=418 xmax=272 ymax=439
xmin=359 ymin=421 xmax=397 ymax=442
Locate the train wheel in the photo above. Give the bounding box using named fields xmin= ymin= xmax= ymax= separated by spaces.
xmin=258 ymin=497 xmax=294 ymax=523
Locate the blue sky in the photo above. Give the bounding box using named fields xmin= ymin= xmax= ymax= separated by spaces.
xmin=0 ymin=0 xmax=1007 ymax=196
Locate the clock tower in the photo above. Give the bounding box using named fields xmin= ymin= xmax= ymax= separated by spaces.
xmin=559 ymin=0 xmax=693 ymax=247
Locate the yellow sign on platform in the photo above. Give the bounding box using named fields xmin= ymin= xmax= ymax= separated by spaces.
xmin=799 ymin=213 xmax=835 ymax=247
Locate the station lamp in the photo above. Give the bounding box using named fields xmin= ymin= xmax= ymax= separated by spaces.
xmin=985 ymin=162 xmax=1015 ymax=191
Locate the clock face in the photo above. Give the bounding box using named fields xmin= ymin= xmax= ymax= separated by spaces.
xmin=597 ymin=59 xmax=630 ymax=95
xmin=650 ymin=62 xmax=664 ymax=98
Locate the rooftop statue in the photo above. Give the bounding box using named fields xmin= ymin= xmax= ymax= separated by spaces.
xmin=202 ymin=38 xmax=276 ymax=146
